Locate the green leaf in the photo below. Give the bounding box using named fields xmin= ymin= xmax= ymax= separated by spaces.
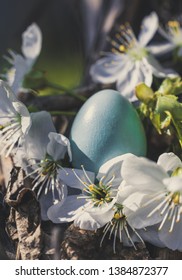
xmin=155 ymin=95 xmax=182 ymax=120
xmin=150 ymin=112 xmax=161 ymax=133
xmin=165 ymin=111 xmax=182 ymax=147
xmin=157 ymin=77 xmax=182 ymax=96
xmin=160 ymin=111 xmax=172 ymax=129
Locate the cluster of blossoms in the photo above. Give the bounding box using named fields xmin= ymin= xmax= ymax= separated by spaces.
xmin=1 ymin=11 xmax=182 ymax=254
xmin=0 ymin=23 xmax=72 ymax=208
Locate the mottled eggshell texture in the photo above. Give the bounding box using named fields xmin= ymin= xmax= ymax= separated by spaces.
xmin=70 ymin=89 xmax=146 ymax=173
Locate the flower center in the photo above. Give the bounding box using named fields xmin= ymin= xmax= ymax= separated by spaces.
xmin=113 ymin=204 xmax=125 ymax=221
xmin=110 ymin=24 xmax=148 ymax=61
xmin=167 ymin=20 xmax=182 ymax=45
xmin=28 ymin=153 xmax=67 ymax=200
xmin=127 ymin=46 xmax=148 ymax=61
xmin=40 ymin=154 xmax=61 ymax=177
xmin=168 ymin=21 xmax=180 ymax=34
xmin=172 ymin=192 xmax=180 ymax=204
xmin=72 ymin=166 xmax=114 ymax=207
xmin=85 ymin=181 xmax=113 ymax=206
xmin=100 ymin=203 xmax=144 ymax=253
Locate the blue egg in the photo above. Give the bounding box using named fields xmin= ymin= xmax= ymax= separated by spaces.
xmin=70 ymin=89 xmax=146 ymax=173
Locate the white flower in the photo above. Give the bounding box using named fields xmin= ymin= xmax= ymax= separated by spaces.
xmin=21 ymin=111 xmax=71 ymax=204
xmin=149 ymin=20 xmax=182 ymax=57
xmin=4 ymin=23 xmax=42 ymax=95
xmin=93 ymin=187 xmax=144 ymax=253
xmin=47 ymin=155 xmax=123 ymax=226
xmin=0 ymin=80 xmax=31 ymax=157
xmin=90 ymin=12 xmax=177 ymax=102
xmin=47 ymin=154 xmax=143 ymax=252
xmin=121 ymin=152 xmax=182 ymax=251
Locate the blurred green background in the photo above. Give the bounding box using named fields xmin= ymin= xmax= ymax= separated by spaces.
xmin=0 ymin=0 xmax=84 ymax=91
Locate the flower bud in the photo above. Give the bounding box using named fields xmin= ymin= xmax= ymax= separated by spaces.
xmin=135 ymin=83 xmax=154 ymax=104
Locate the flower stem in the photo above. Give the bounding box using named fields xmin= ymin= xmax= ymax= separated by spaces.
xmin=46 ymin=82 xmax=87 ymax=102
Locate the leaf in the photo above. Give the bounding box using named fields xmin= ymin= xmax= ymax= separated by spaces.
xmin=165 ymin=111 xmax=182 ymax=147
xmin=160 ymin=111 xmax=172 ymax=129
xmin=150 ymin=112 xmax=162 ymax=133
xmin=156 ymin=95 xmax=182 ymax=120
xmin=158 ymin=77 xmax=182 ymax=96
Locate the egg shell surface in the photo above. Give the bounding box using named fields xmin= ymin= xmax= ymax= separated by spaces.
xmin=70 ymin=89 xmax=146 ymax=173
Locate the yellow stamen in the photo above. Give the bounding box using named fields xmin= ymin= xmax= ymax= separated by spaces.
xmin=172 ymin=193 xmax=180 ymax=204
xmin=88 ymin=184 xmax=95 ymax=192
xmin=114 ymin=213 xmax=121 ymax=220
xmin=168 ymin=21 xmax=180 ymax=29
xmin=119 ymin=45 xmax=126 ymax=52
xmin=171 ymin=167 xmax=182 ymax=177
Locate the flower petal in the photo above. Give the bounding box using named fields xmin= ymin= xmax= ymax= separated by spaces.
xmin=21 ymin=23 xmax=42 ymax=60
xmin=138 ymin=225 xmax=165 ymax=247
xmin=10 ymin=54 xmax=31 ymax=94
xmin=0 ymin=80 xmax=19 ymax=117
xmin=58 ymin=168 xmax=95 ymax=190
xmin=98 ymin=154 xmax=131 ymax=189
xmin=124 ymin=196 xmax=163 ymax=229
xmin=98 ymin=153 xmax=132 ymax=175
xmin=116 ymin=60 xmax=153 ymax=102
xmin=118 ymin=186 xmax=145 ymax=210
xmin=47 ymin=132 xmax=72 ymax=161
xmin=86 ymin=206 xmax=115 ymax=228
xmin=157 ymin=152 xmax=182 ymax=174
xmin=39 ymin=184 xmax=68 ymax=220
xmin=24 ymin=111 xmax=56 ymax=160
xmin=47 ymin=195 xmax=86 ymax=223
xmin=148 ymin=42 xmax=174 ymax=56
xmin=163 ymin=176 xmax=182 ymax=193
xmin=74 ymin=211 xmax=102 ymax=230
xmin=147 ymin=54 xmax=179 ymax=78
xmin=138 ymin=12 xmax=159 ymax=46
xmin=90 ymin=53 xmax=128 ymax=84
xmin=158 ymin=218 xmax=182 ymax=251
xmin=0 ymin=80 xmax=31 ymax=135
xmin=121 ymin=154 xmax=168 ymax=192
xmin=116 ymin=61 xmax=138 ymax=101
xmin=141 ymin=58 xmax=153 ymax=86
xmin=12 ymin=100 xmax=31 ymax=134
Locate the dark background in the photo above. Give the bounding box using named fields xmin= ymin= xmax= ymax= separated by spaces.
xmin=0 ymin=0 xmax=182 ymax=90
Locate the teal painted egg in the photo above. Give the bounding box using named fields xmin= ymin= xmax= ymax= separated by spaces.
xmin=70 ymin=89 xmax=146 ymax=173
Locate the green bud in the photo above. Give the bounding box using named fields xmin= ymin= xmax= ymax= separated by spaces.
xmin=135 ymin=83 xmax=155 ymax=104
